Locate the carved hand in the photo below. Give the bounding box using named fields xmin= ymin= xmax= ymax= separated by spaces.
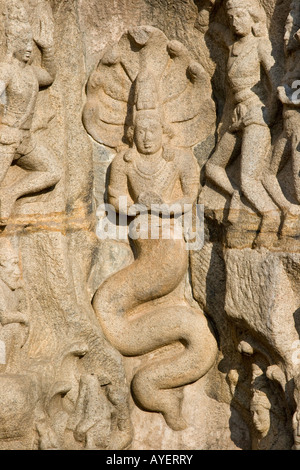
xmin=277 ymin=85 xmax=288 ymax=103
xmin=197 ymin=0 xmax=217 ymax=32
xmin=0 ymin=311 xmax=29 ymax=327
xmin=276 ymin=85 xmax=297 ymax=106
xmin=137 ymin=191 xmax=164 ymax=209
xmin=33 ymin=14 xmax=54 ymax=50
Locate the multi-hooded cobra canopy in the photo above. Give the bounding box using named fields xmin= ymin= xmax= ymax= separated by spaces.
xmin=83 ymin=25 xmax=215 ymax=150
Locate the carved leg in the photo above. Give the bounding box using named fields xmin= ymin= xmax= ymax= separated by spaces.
xmin=73 ymin=374 xmax=112 ymax=449
xmin=0 ymin=150 xmax=16 ymax=220
xmin=264 ymin=130 xmax=293 ymax=214
xmin=0 ymin=150 xmax=15 ymax=185
xmin=240 ymin=124 xmax=280 ymax=234
xmin=205 ymin=130 xmax=239 ymax=197
xmin=277 ymin=115 xmax=300 ymax=237
xmin=0 ymin=145 xmax=62 ymax=220
xmin=292 ymin=132 xmax=300 ymax=205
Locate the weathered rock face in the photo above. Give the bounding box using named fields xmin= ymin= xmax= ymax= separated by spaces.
xmin=0 ymin=0 xmax=299 ymax=450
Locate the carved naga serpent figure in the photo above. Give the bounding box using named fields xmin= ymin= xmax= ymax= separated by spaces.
xmin=84 ymin=26 xmax=218 ymax=430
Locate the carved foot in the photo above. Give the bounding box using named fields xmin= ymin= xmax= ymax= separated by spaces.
xmin=287 ymin=205 xmax=300 ymax=217
xmin=253 ymin=212 xmax=281 ymax=249
xmin=253 ymin=231 xmax=279 ymax=249
xmin=280 ymin=207 xmax=300 ymax=238
xmin=36 ymin=420 xmax=60 ymax=450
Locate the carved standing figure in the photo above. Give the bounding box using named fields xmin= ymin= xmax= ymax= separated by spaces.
xmin=85 ymin=27 xmax=218 ymax=430
xmin=0 ymin=2 xmax=61 ymax=221
xmin=292 ymin=374 xmax=300 ymax=450
xmin=0 ymin=238 xmax=35 ymax=445
xmin=264 ymin=1 xmax=300 ymax=232
xmin=205 ymin=0 xmax=280 ymax=242
xmin=0 ymin=238 xmax=28 ymax=373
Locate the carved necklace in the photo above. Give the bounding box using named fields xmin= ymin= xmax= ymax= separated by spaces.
xmin=132 ymin=150 xmax=167 ymax=178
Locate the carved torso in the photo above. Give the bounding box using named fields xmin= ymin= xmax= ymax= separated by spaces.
xmin=1 ymin=61 xmax=39 ymax=130
xmin=125 ymin=149 xmax=181 ymax=203
xmin=228 ymin=36 xmax=262 ymax=102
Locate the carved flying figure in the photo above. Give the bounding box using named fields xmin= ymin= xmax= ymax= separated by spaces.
xmin=205 ymin=0 xmax=281 ymax=244
xmin=263 ymin=1 xmax=300 ymax=234
xmin=0 ymin=2 xmax=61 ymax=222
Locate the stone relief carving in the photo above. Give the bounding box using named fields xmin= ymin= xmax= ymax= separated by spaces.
xmin=2 ymin=0 xmax=300 ymax=451
xmin=0 ymin=1 xmax=61 ymax=223
xmin=192 ymin=0 xmax=300 ymax=450
xmin=0 ymin=0 xmax=133 ymax=451
xmin=0 ymin=238 xmax=28 ymax=373
xmin=85 ymin=26 xmax=218 ymax=431
xmin=264 ymin=0 xmax=300 ymax=236
xmin=0 ymin=237 xmax=34 ymax=447
xmin=205 ymin=0 xmax=281 ymax=247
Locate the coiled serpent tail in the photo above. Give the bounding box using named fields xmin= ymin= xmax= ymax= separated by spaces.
xmin=93 ymin=232 xmax=218 ymax=430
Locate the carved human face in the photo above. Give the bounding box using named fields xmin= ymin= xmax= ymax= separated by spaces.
xmin=0 ymin=250 xmax=21 ymax=290
xmin=134 ymin=115 xmax=163 ymax=155
xmin=13 ymin=37 xmax=33 ymax=64
xmin=228 ymin=8 xmax=253 ymax=37
xmin=250 ymin=403 xmax=270 ymax=438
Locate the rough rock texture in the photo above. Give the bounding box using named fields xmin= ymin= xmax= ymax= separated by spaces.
xmin=0 ymin=0 xmax=300 ymax=451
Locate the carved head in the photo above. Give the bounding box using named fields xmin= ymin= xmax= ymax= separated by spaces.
xmin=133 ymin=110 xmax=163 ymax=156
xmin=11 ymin=33 xmax=33 ymax=64
xmin=4 ymin=1 xmax=33 ymax=63
xmin=250 ymin=364 xmax=272 ymax=438
xmin=227 ymin=0 xmax=267 ymax=38
xmin=250 ymin=389 xmax=271 ymax=438
xmin=0 ymin=239 xmax=21 ymax=291
xmin=284 ymin=1 xmax=300 ymax=53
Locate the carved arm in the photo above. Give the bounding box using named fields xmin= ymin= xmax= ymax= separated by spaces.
xmin=33 ymin=13 xmax=56 ymax=86
xmin=161 ymin=152 xmax=200 ymax=217
xmin=0 ymin=310 xmax=29 ymax=326
xmin=259 ymin=37 xmax=281 ymax=123
xmin=108 ymin=153 xmax=134 ymax=215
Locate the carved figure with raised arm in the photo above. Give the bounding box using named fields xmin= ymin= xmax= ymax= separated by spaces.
xmin=205 ymin=0 xmax=281 ymax=243
xmin=0 ymin=2 xmax=61 ymax=222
